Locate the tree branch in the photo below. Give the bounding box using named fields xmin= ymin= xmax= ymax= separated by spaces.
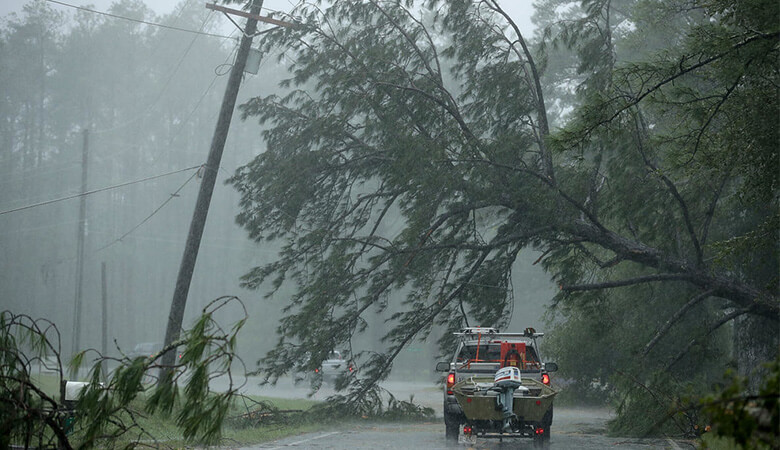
xmin=585 ymin=32 xmax=780 ymax=136
xmin=700 ymin=169 xmax=730 ymax=249
xmin=569 ymin=220 xmax=778 ymax=318
xmin=634 ymin=111 xmax=703 ymax=265
xmin=643 ymin=289 xmax=715 ymax=356
xmin=561 ymin=273 xmax=692 ymax=292
xmin=483 ymin=0 xmax=554 ymax=180
xmin=665 ymin=307 xmax=753 ymax=371
xmin=346 ymin=250 xmax=491 ymax=403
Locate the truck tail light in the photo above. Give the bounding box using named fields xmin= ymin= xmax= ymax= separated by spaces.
xmin=463 ymin=425 xmax=473 ymax=435
xmin=541 ymin=373 xmax=550 ymax=385
xmin=446 ymin=372 xmax=456 ymax=394
xmin=535 ymin=427 xmax=545 ymax=435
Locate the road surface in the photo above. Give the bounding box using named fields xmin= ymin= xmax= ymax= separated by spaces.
xmin=211 ymin=375 xmax=694 ymax=449
xmin=240 ymin=412 xmax=693 ymax=449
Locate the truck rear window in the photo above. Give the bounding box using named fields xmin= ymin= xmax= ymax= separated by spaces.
xmin=457 ymin=344 xmax=540 ymax=368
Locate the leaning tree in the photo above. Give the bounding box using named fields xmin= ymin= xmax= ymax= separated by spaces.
xmin=228 ymin=0 xmax=778 ymax=421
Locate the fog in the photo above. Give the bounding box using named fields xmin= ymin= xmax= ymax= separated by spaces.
xmin=0 ymin=0 xmax=551 ymax=381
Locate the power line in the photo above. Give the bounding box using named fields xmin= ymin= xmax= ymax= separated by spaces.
xmin=44 ymin=0 xmax=234 ymax=39
xmin=0 ymin=165 xmax=201 ymax=216
xmin=168 ymin=39 xmax=239 ymax=148
xmin=93 ymin=168 xmax=200 ymax=252
xmin=39 ymin=232 xmax=272 ymax=269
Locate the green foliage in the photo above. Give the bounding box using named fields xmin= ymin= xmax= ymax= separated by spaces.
xmin=0 ymin=311 xmax=66 ymax=450
xmin=606 ymin=356 xmax=780 ymax=445
xmin=700 ymin=357 xmax=780 ymax=449
xmin=230 ymin=0 xmax=564 ymax=403
xmin=0 ymin=296 xmax=248 ymax=449
xmin=607 ymin=370 xmax=711 ymax=437
xmin=540 ymin=0 xmax=779 ymax=434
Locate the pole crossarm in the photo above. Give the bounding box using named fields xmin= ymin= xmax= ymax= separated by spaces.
xmin=206 ymin=3 xmax=297 ymax=28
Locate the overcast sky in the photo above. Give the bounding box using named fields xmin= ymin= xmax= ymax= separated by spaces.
xmin=1 ymin=0 xmax=536 ymax=36
xmin=0 ymin=0 xmax=299 ymax=19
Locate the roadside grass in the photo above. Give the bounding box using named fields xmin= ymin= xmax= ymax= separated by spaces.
xmin=28 ymin=371 xmax=61 ymax=398
xmin=219 ymin=395 xmax=328 ymax=446
xmin=106 ymin=393 xmax=327 ymax=448
xmin=20 ymin=373 xmax=328 ymax=448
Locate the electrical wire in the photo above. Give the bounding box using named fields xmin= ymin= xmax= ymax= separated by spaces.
xmin=167 ymin=32 xmax=240 ymax=148
xmin=3 ymin=3 xmax=272 ymax=270
xmin=44 ymin=0 xmax=234 ymax=39
xmin=0 ymin=165 xmax=201 ymax=216
xmin=93 ymin=168 xmax=200 ymax=252
xmin=157 ymin=11 xmax=217 ymax=102
xmin=46 ymin=0 xmax=234 ymax=138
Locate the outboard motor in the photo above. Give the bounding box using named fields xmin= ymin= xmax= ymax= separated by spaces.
xmin=494 ymin=366 xmax=523 ymax=430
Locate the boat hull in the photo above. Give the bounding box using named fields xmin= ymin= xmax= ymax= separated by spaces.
xmin=452 ymin=377 xmax=556 ymax=423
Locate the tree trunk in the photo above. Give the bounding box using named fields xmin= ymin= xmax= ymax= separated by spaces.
xmin=734 ymin=315 xmax=779 ymax=393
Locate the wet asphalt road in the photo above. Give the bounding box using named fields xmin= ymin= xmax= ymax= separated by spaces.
xmin=241 ymin=412 xmax=693 ymax=449
xmin=211 ymin=376 xmax=695 ymax=450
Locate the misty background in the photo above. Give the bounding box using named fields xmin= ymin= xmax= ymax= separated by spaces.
xmin=0 ymin=0 xmax=554 ymax=380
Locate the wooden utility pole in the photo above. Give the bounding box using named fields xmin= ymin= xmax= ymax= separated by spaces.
xmin=101 ymin=261 xmax=108 ymax=380
xmin=71 ymin=128 xmax=88 ymax=379
xmin=161 ymin=0 xmax=265 ymax=370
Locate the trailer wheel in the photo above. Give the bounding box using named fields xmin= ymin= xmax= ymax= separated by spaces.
xmin=544 ymin=405 xmax=554 ymax=427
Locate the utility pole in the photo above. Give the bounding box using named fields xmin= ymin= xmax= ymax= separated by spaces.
xmin=71 ymin=128 xmax=88 ymax=379
xmin=161 ymin=0 xmax=265 ymax=370
xmin=101 ymin=261 xmax=108 ymax=380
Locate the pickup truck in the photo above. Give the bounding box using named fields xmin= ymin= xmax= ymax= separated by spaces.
xmin=436 ymin=327 xmax=558 ymax=447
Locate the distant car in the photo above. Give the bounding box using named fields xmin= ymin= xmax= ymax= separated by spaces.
xmin=318 ymin=350 xmax=355 ymax=384
xmin=292 ymin=350 xmax=356 ymax=386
